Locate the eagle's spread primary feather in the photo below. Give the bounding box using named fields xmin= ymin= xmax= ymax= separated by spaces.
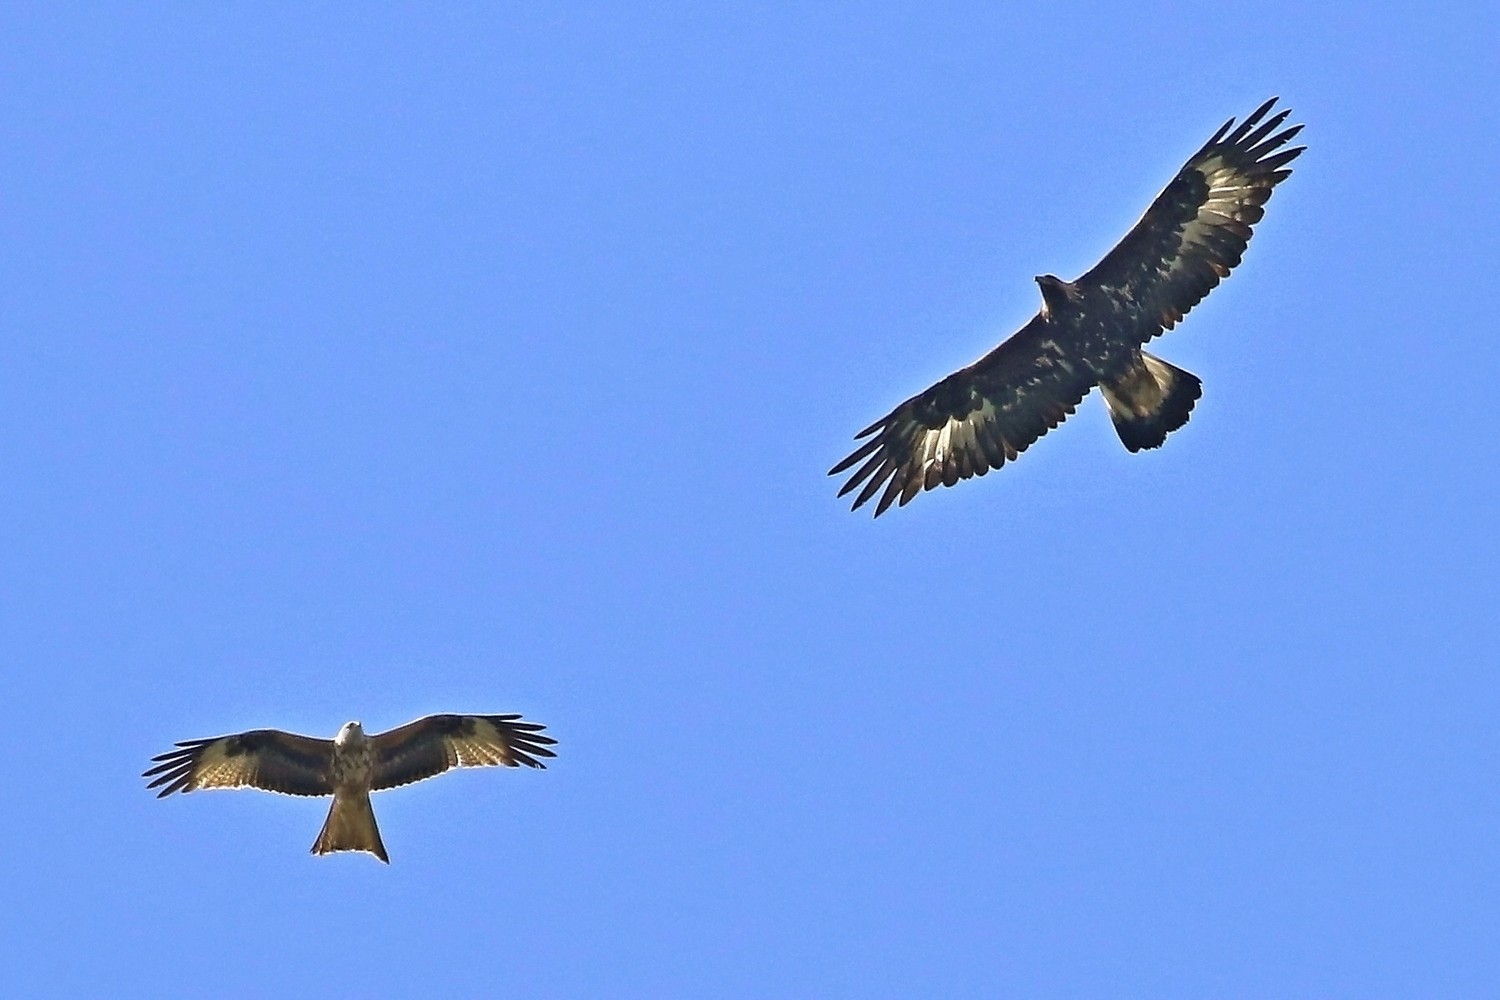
xmin=830 ymin=98 xmax=1304 ymax=515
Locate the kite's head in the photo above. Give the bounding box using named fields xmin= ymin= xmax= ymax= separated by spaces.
xmin=335 ymin=721 xmax=366 ymax=746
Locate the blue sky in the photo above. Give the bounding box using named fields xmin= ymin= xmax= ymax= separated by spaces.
xmin=3 ymin=3 xmax=1497 ymax=997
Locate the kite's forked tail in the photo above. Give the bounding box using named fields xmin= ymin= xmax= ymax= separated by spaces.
xmin=312 ymin=791 xmax=390 ymax=863
xmin=1100 ymin=350 xmax=1203 ymax=453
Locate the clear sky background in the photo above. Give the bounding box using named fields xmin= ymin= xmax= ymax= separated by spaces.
xmin=3 ymin=4 xmax=1497 ymax=997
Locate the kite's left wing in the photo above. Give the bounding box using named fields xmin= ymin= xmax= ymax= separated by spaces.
xmin=369 ymin=713 xmax=557 ymax=791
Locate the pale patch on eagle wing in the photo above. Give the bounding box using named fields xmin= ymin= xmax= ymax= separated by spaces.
xmin=1158 ymin=157 xmax=1266 ymax=289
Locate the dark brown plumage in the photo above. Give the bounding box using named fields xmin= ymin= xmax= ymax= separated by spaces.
xmin=831 ymin=98 xmax=1304 ymax=515
xmin=144 ymin=713 xmax=556 ymax=862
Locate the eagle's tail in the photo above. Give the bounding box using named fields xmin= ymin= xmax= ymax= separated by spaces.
xmin=311 ymin=791 xmax=390 ymax=863
xmin=1100 ymin=350 xmax=1203 ymax=453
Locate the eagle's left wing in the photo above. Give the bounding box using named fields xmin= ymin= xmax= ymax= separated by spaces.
xmin=1077 ymin=97 xmax=1303 ymax=340
xmin=369 ymin=713 xmax=557 ymax=791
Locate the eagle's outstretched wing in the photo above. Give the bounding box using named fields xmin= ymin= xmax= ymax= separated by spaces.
xmin=1079 ymin=97 xmax=1303 ymax=339
xmin=829 ymin=321 xmax=1096 ymax=516
xmin=144 ymin=730 xmax=334 ymax=797
xmin=368 ymin=713 xmax=557 ymax=792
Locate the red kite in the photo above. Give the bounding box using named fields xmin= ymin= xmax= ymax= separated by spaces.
xmin=145 ymin=713 xmax=556 ymax=863
xmin=831 ymin=98 xmax=1304 ymax=515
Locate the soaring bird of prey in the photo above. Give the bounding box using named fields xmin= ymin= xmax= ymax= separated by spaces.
xmin=830 ymin=97 xmax=1304 ymax=515
xmin=144 ymin=713 xmax=556 ymax=863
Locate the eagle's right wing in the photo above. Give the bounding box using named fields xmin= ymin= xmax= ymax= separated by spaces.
xmin=829 ymin=319 xmax=1097 ymax=516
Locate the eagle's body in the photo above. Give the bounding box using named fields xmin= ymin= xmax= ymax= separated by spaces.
xmin=144 ymin=713 xmax=557 ymax=863
xmin=831 ymin=98 xmax=1304 ymax=515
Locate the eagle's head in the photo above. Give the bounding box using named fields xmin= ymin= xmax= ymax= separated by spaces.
xmin=1035 ymin=274 xmax=1080 ymax=318
xmin=335 ymin=721 xmax=366 ymax=746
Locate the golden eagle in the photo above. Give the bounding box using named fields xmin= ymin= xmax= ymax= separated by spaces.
xmin=144 ymin=713 xmax=556 ymax=863
xmin=830 ymin=98 xmax=1304 ymax=515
